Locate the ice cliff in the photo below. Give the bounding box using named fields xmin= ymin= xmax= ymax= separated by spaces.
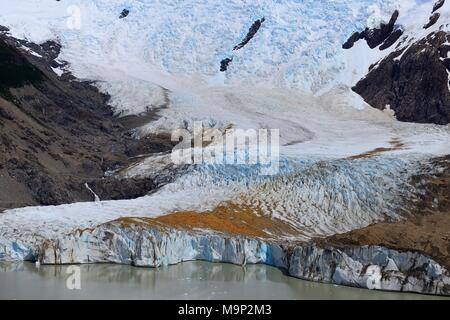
xmin=3 ymin=219 xmax=449 ymax=296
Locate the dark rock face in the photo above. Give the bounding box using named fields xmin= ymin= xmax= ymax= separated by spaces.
xmin=218 ymin=18 xmax=265 ymax=72
xmin=440 ymin=43 xmax=450 ymax=58
xmin=90 ymin=178 xmax=156 ymax=201
xmin=0 ymin=41 xmax=44 ymax=98
xmin=342 ymin=32 xmax=364 ymax=49
xmin=424 ymin=12 xmax=440 ymax=29
xmin=432 ymin=0 xmax=445 ymax=13
xmin=40 ymin=40 xmax=62 ymax=60
xmin=379 ymin=29 xmax=404 ymax=50
xmin=343 ymin=10 xmax=399 ymax=49
xmin=443 ymin=58 xmax=450 ymax=70
xmin=218 ymin=18 xmax=265 ymax=71
xmin=0 ymin=34 xmax=173 ymax=210
xmin=353 ymin=31 xmax=450 ymax=125
xmin=3 ymin=158 xmax=68 ymax=206
xmin=365 ymin=10 xmax=399 ymax=49
xmin=220 ymin=57 xmax=233 ymax=72
xmin=119 ymin=9 xmax=130 ymax=19
xmin=233 ymin=17 xmax=265 ymax=51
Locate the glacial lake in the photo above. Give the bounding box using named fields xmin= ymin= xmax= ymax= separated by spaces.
xmin=0 ymin=261 xmax=447 ymax=300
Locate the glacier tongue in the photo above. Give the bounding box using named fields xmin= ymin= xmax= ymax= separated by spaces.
xmin=0 ymin=156 xmax=437 ymax=249
xmin=7 ymin=219 xmax=450 ymax=296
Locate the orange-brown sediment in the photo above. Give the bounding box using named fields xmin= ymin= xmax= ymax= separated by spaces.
xmin=114 ymin=203 xmax=301 ymax=239
xmin=345 ymin=138 xmax=405 ymax=160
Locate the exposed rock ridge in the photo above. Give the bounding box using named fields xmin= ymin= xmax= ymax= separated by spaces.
xmin=433 ymin=0 xmax=446 ymax=13
xmin=344 ymin=0 xmax=450 ymax=125
xmin=119 ymin=9 xmax=130 ymax=19
xmin=424 ymin=12 xmax=441 ymax=29
xmin=233 ymin=17 xmax=266 ymax=51
xmin=0 ymin=32 xmax=175 ymax=209
xmin=220 ymin=57 xmax=233 ymax=72
xmin=219 ymin=17 xmax=265 ymax=72
xmin=343 ymin=10 xmax=401 ymax=50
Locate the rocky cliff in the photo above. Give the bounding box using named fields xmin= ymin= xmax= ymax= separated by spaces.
xmin=0 ymin=32 xmax=175 ymax=210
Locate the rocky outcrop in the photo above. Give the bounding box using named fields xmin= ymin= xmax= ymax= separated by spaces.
xmin=218 ymin=18 xmax=265 ymax=71
xmin=119 ymin=9 xmax=130 ymax=19
xmin=342 ymin=32 xmax=363 ymax=50
xmin=433 ymin=0 xmax=446 ymax=13
xmin=233 ymin=18 xmax=265 ymax=51
xmin=220 ymin=57 xmax=233 ymax=72
xmin=365 ymin=10 xmax=399 ymax=49
xmin=343 ymin=10 xmax=400 ymax=49
xmin=0 ymin=39 xmax=44 ymax=98
xmin=379 ymin=29 xmax=404 ymax=51
xmin=89 ymin=177 xmax=157 ymax=201
xmin=353 ymin=31 xmax=450 ymax=125
xmin=346 ymin=0 xmax=450 ymax=125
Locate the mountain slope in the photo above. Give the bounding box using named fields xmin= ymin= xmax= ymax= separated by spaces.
xmin=0 ymin=34 xmax=173 ymax=209
xmin=0 ymin=0 xmax=411 ymax=97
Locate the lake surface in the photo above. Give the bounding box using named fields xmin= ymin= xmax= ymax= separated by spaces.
xmin=0 ymin=261 xmax=447 ymax=300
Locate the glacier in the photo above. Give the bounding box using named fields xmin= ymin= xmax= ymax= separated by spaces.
xmin=3 ymin=218 xmax=450 ymax=295
xmin=0 ymin=0 xmax=411 ymax=92
xmin=1 ymin=0 xmax=450 ymax=296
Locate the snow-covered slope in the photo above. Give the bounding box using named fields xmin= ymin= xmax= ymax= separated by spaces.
xmin=0 ymin=0 xmax=408 ymax=93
